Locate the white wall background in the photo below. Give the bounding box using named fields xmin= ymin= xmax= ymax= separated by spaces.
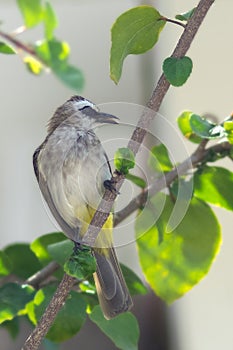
xmin=0 ymin=0 xmax=232 ymax=349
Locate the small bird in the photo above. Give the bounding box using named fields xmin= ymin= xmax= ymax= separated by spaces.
xmin=33 ymin=95 xmax=133 ymax=319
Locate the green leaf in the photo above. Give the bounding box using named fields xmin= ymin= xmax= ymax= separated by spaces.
xmin=0 ymin=42 xmax=16 ymax=54
xmin=35 ymin=39 xmax=69 ymax=66
xmin=3 ymin=244 xmax=41 ymax=279
xmin=125 ymin=173 xmax=146 ymax=188
xmin=43 ymin=2 xmax=58 ymax=40
xmin=110 ymin=6 xmax=166 ymax=83
xmin=89 ymin=306 xmax=139 ymax=350
xmin=35 ymin=39 xmax=84 ymax=91
xmin=190 ymin=114 xmax=224 ymax=139
xmin=0 ymin=283 xmax=35 ymax=323
xmin=30 ymin=232 xmax=66 ymax=266
xmin=194 ymin=166 xmax=233 ymax=211
xmin=175 ymin=8 xmax=196 ymax=22
xmin=79 ymin=280 xmax=96 ymax=295
xmin=148 ymin=144 xmax=173 ymax=173
xmin=163 ymin=56 xmax=193 ymax=86
xmin=17 ymin=0 xmax=43 ymax=28
xmin=0 ymin=251 xmax=12 ymax=276
xmin=47 ymin=239 xmax=74 ymax=266
xmin=120 ymin=264 xmax=147 ymax=295
xmin=24 ymin=56 xmax=43 ymax=75
xmin=114 ymin=147 xmax=135 ymax=174
xmin=32 ymin=286 xmax=87 ymax=342
xmin=64 ymin=246 xmax=97 ymax=280
xmin=136 ymin=194 xmax=221 ymax=303
xmin=52 ymin=63 xmax=84 ymax=91
xmin=177 ymin=111 xmax=202 ymax=143
xmin=224 ymin=120 xmax=233 ymax=144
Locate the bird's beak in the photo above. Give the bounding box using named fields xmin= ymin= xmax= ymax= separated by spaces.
xmin=96 ymin=112 xmax=119 ymax=124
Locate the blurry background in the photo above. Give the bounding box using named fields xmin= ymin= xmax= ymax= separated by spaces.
xmin=0 ymin=0 xmax=232 ymax=349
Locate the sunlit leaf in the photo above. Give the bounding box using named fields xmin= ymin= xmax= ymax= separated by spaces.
xmin=17 ymin=0 xmax=43 ymax=28
xmin=110 ymin=6 xmax=166 ymax=83
xmin=43 ymin=2 xmax=58 ymax=39
xmin=24 ymin=56 xmax=43 ymax=75
xmin=0 ymin=283 xmax=35 ymax=323
xmin=148 ymin=144 xmax=173 ymax=173
xmin=136 ymin=194 xmax=221 ymax=303
xmin=177 ymin=111 xmax=202 ymax=143
xmin=35 ymin=39 xmax=84 ymax=91
xmin=194 ymin=166 xmax=233 ymax=211
xmin=30 ymin=232 xmax=66 ymax=266
xmin=224 ymin=120 xmax=233 ymax=144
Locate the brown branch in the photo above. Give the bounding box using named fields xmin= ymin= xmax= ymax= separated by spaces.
xmin=83 ymin=0 xmax=215 ymax=246
xmin=23 ymin=141 xmax=231 ymax=290
xmin=22 ymin=1 xmax=215 ymax=349
xmin=21 ymin=273 xmax=76 ymax=350
xmin=26 ymin=261 xmax=60 ymax=289
xmin=114 ymin=141 xmax=232 ymax=226
xmin=0 ymin=30 xmax=36 ymax=56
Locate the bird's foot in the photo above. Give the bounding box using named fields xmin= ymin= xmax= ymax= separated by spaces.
xmin=103 ymin=179 xmax=120 ymax=194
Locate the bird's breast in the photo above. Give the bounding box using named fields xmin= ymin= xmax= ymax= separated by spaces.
xmin=39 ymin=126 xmax=111 ymax=231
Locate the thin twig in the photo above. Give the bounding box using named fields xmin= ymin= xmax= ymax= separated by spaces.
xmin=0 ymin=30 xmax=36 ymax=55
xmin=26 ymin=261 xmax=60 ymax=289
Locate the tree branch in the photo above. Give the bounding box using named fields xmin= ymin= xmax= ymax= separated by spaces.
xmin=22 ymin=1 xmax=215 ymax=348
xmin=0 ymin=30 xmax=36 ymax=56
xmin=114 ymin=141 xmax=232 ymax=226
xmin=83 ymin=0 xmax=215 ymax=246
xmin=21 ymin=274 xmax=76 ymax=350
xmin=26 ymin=261 xmax=60 ymax=289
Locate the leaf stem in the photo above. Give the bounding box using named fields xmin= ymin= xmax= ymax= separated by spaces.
xmin=160 ymin=16 xmax=186 ymax=29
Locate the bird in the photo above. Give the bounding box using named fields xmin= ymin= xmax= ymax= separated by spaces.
xmin=33 ymin=95 xmax=133 ymax=319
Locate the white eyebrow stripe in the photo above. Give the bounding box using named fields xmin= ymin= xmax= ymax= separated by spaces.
xmin=74 ymin=99 xmax=99 ymax=111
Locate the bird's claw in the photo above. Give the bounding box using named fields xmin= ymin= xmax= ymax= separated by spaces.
xmin=103 ymin=179 xmax=120 ymax=194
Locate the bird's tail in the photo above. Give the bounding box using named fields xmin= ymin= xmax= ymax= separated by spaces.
xmin=93 ymin=247 xmax=133 ymax=319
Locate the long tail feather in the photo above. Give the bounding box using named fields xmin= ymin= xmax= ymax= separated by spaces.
xmin=93 ymin=247 xmax=133 ymax=319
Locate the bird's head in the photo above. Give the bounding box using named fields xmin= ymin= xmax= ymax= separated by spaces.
xmin=47 ymin=95 xmax=119 ymax=134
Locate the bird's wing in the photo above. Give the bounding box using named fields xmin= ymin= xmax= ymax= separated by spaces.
xmin=33 ymin=145 xmax=80 ymax=241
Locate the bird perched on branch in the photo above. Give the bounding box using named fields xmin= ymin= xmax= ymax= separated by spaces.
xmin=33 ymin=95 xmax=133 ymax=319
